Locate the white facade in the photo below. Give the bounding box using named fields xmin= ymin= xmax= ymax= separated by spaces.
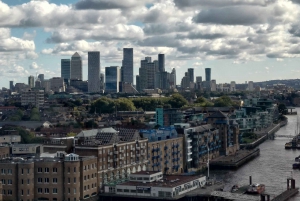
xmin=114 ymin=172 xmax=206 ymax=198
xmin=43 ymin=80 xmax=51 ymax=92
xmin=0 ymin=135 xmax=21 ymax=144
xmin=248 ymin=81 xmax=254 ymax=91
xmin=230 ymin=81 xmax=236 ymax=92
xmin=88 ymin=51 xmax=101 ymax=93
xmin=21 ymin=90 xmax=44 ymax=108
xmin=211 ymin=80 xmax=217 ymax=91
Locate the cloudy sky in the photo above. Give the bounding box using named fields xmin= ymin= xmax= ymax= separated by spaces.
xmin=1 ymin=0 xmax=300 ymax=88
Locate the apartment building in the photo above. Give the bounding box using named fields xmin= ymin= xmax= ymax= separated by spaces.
xmin=21 ymin=90 xmax=44 ymax=108
xmin=140 ymin=127 xmax=184 ymax=174
xmin=0 ymin=146 xmax=9 ymax=159
xmin=74 ymin=128 xmax=148 ymax=189
xmin=0 ymin=153 xmax=97 ymax=201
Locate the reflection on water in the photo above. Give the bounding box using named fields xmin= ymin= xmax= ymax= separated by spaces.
xmin=212 ymin=108 xmax=300 ymax=200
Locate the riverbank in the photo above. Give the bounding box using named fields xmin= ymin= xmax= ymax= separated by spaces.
xmin=209 ymin=148 xmax=260 ymax=170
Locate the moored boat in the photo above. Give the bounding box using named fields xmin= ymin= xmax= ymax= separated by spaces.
xmin=285 ymin=142 xmax=292 ymax=149
xmin=231 ymin=185 xmax=239 ymax=192
xmin=246 ymin=183 xmax=265 ymax=194
xmin=293 ymin=163 xmax=300 ymax=169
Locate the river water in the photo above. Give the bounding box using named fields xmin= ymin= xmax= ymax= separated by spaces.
xmin=212 ymin=108 xmax=300 ymax=200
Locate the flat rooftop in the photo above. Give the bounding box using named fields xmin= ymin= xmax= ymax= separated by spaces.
xmin=130 ymin=171 xmax=160 ymax=175
xmin=119 ymin=175 xmax=203 ymax=188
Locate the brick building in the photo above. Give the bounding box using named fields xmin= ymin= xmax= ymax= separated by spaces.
xmin=75 ymin=128 xmax=148 ymax=190
xmin=0 ymin=153 xmax=97 ymax=201
xmin=0 ymin=146 xmax=9 ymax=159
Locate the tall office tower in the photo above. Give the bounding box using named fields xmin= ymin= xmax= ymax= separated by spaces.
xmin=188 ymin=68 xmax=194 ymax=83
xmin=28 ymin=75 xmax=34 ymax=88
xmin=211 ymin=80 xmax=217 ymax=91
xmin=122 ymin=48 xmax=133 ymax=84
xmin=158 ymin=54 xmax=165 ymax=72
xmin=154 ymin=60 xmax=159 ymax=72
xmin=230 ymin=81 xmax=236 ymax=92
xmin=38 ymin=74 xmax=44 ymax=82
xmin=138 ymin=57 xmax=155 ymax=91
xmin=196 ymin=76 xmax=202 ymax=90
xmin=205 ymin=68 xmax=211 ymax=82
xmin=196 ymin=76 xmax=202 ymax=83
xmin=35 ymin=79 xmax=42 ymax=88
xmin=170 ymin=68 xmax=176 ymax=88
xmin=105 ymin=66 xmax=121 ymax=93
xmin=248 ymin=81 xmax=254 ymax=91
xmin=136 ymin=75 xmax=141 ymax=92
xmin=100 ymin=73 xmax=104 ymax=91
xmin=181 ymin=72 xmax=190 ymax=89
xmin=61 ymin=59 xmax=71 ymax=80
xmin=88 ymin=51 xmax=101 ymax=93
xmin=71 ymin=52 xmax=82 ymax=80
xmin=9 ymin=81 xmax=14 ymax=91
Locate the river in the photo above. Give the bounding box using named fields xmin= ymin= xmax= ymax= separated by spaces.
xmin=212 ymin=108 xmax=300 ymax=200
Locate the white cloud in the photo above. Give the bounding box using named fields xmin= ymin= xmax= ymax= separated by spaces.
xmin=30 ymin=62 xmax=39 ymax=69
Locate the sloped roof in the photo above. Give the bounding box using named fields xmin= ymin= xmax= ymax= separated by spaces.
xmin=72 ymin=52 xmax=81 ymax=57
xmin=76 ymin=127 xmax=117 ymax=138
xmin=95 ymin=132 xmax=120 ymax=144
xmin=116 ymin=128 xmax=140 ymax=141
xmin=207 ymin=110 xmax=228 ymax=119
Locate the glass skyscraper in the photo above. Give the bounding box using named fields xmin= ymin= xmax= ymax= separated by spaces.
xmin=122 ymin=48 xmax=133 ymax=84
xmin=61 ymin=59 xmax=71 ymax=80
xmin=105 ymin=66 xmax=121 ymax=93
xmin=88 ymin=51 xmax=101 ymax=93
xmin=158 ymin=54 xmax=165 ymax=72
xmin=205 ymin=68 xmax=211 ymax=81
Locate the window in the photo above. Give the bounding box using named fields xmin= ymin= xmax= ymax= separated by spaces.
xmin=7 ymin=179 xmax=12 ymax=185
xmin=68 ymin=167 xmax=70 ymax=173
xmin=84 ymin=186 xmax=86 ymax=191
xmin=45 ymin=168 xmax=49 ymax=173
xmin=74 ymin=167 xmax=76 ymax=172
xmin=68 ymin=178 xmax=70 ymax=183
xmin=38 ymin=178 xmax=42 ymax=183
xmin=27 ymin=169 xmax=30 ymax=174
xmin=68 ymin=188 xmax=70 ymax=194
xmin=21 ymin=168 xmax=24 ymax=174
xmin=45 ymin=178 xmax=49 ymax=183
xmin=27 ymin=179 xmax=30 ymax=184
xmin=45 ymin=188 xmax=49 ymax=194
xmin=53 ymin=178 xmax=58 ymax=183
xmin=74 ymin=178 xmax=76 ymax=183
xmin=53 ymin=188 xmax=58 ymax=194
xmin=27 ymin=189 xmax=30 ymax=195
xmin=1 ymin=169 xmax=5 ymax=174
xmin=7 ymin=190 xmax=12 ymax=195
xmin=37 ymin=168 xmax=42 ymax=173
xmin=38 ymin=188 xmax=42 ymax=194
xmin=74 ymin=188 xmax=76 ymax=194
xmin=7 ymin=169 xmax=12 ymax=174
xmin=53 ymin=168 xmax=57 ymax=173
xmin=21 ymin=189 xmax=23 ymax=196
xmin=84 ymin=176 xmax=86 ymax=180
xmin=21 ymin=179 xmax=24 ymax=184
xmin=1 ymin=179 xmax=5 ymax=184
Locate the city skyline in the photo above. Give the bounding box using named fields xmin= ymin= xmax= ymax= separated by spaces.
xmin=2 ymin=0 xmax=300 ymax=87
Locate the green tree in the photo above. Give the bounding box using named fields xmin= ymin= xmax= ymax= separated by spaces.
xmin=278 ymin=103 xmax=287 ymax=114
xmin=66 ymin=132 xmax=77 ymax=137
xmin=90 ymin=97 xmax=115 ymax=113
xmin=30 ymin=108 xmax=40 ymax=121
xmin=115 ymin=98 xmax=136 ymax=111
xmin=167 ymin=93 xmax=188 ymax=108
xmin=214 ymin=96 xmax=237 ymax=107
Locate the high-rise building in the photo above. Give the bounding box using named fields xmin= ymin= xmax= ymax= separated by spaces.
xmin=71 ymin=52 xmax=82 ymax=80
xmin=38 ymin=74 xmax=44 ymax=82
xmin=248 ymin=81 xmax=254 ymax=91
xmin=181 ymin=72 xmax=190 ymax=89
xmin=100 ymin=73 xmax=105 ymax=91
xmin=205 ymin=68 xmax=211 ymax=82
xmin=21 ymin=90 xmax=44 ymax=108
xmin=196 ymin=76 xmax=202 ymax=83
xmin=9 ymin=81 xmax=14 ymax=91
xmin=88 ymin=51 xmax=101 ymax=93
xmin=28 ymin=75 xmax=34 ymax=88
xmin=50 ymin=77 xmax=65 ymax=92
xmin=122 ymin=48 xmax=133 ymax=84
xmin=211 ymin=80 xmax=217 ymax=91
xmin=170 ymin=68 xmax=176 ymax=88
xmin=158 ymin=54 xmax=165 ymax=72
xmin=188 ymin=68 xmax=194 ymax=83
xmin=105 ymin=66 xmax=121 ymax=93
xmin=61 ymin=59 xmax=71 ymax=80
xmin=137 ymin=57 xmax=156 ymax=91
xmin=231 ymin=81 xmax=236 ymax=92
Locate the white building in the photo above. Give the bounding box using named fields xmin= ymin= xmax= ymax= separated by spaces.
xmin=21 ymin=90 xmax=44 ymax=108
xmin=111 ymin=171 xmax=206 ymax=198
xmin=211 ymin=80 xmax=217 ymax=91
xmin=43 ymin=79 xmax=51 ymax=92
xmin=248 ymin=81 xmax=254 ymax=91
xmin=230 ymin=81 xmax=236 ymax=92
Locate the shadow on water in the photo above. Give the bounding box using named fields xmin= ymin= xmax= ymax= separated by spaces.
xmin=211 ymin=109 xmax=300 ymax=200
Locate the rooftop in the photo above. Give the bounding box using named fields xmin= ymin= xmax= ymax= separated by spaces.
xmin=119 ymin=175 xmax=204 ymax=188
xmin=130 ymin=171 xmax=160 ymax=175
